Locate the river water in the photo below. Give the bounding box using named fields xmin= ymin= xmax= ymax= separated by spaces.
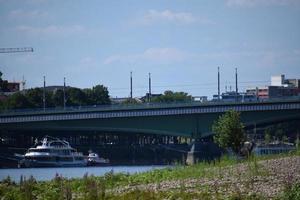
xmin=0 ymin=165 xmax=167 ymax=182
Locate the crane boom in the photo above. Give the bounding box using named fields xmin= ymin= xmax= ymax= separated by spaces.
xmin=0 ymin=47 xmax=33 ymax=53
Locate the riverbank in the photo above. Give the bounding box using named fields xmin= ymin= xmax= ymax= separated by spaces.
xmin=0 ymin=151 xmax=299 ymax=199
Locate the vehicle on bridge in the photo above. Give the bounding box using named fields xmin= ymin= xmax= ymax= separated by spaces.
xmin=19 ymin=136 xmax=86 ymax=168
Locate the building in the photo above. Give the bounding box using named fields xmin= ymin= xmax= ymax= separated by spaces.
xmin=246 ymin=74 xmax=300 ymax=100
xmin=271 ymin=75 xmax=285 ymax=86
xmin=6 ymin=82 xmax=20 ymax=92
xmin=246 ymin=87 xmax=269 ymax=99
xmin=213 ymin=91 xmax=256 ymax=102
xmin=0 ymin=81 xmax=20 ymax=96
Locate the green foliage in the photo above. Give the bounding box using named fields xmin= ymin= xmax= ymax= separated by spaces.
xmin=213 ymin=110 xmax=246 ymax=154
xmin=24 ymin=88 xmax=44 ymax=108
xmin=0 ymin=153 xmax=299 ymax=199
xmin=151 ymin=90 xmax=192 ymax=103
xmin=0 ymin=84 xmax=111 ymax=111
xmin=122 ymin=98 xmax=141 ymax=105
xmin=52 ymin=89 xmax=64 ymax=107
xmin=67 ymin=88 xmax=87 ymax=106
xmin=91 ymin=85 xmax=110 ymax=105
xmin=278 ymin=182 xmax=300 ymax=200
xmin=295 ymin=134 xmax=300 ymax=150
xmin=0 ymin=71 xmax=9 ymax=92
xmin=264 ymin=128 xmax=272 ymax=144
xmin=6 ymin=92 xmax=32 ymax=109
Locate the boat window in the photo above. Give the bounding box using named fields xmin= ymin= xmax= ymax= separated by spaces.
xmin=28 ymin=149 xmax=50 ymax=153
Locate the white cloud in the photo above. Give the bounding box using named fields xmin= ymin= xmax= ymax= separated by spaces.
xmin=134 ymin=9 xmax=213 ymax=25
xmin=9 ymin=9 xmax=48 ymax=19
xmin=104 ymin=48 xmax=189 ymax=65
xmin=142 ymin=10 xmax=196 ymax=24
xmin=15 ymin=25 xmax=86 ymax=36
xmin=226 ymin=0 xmax=300 ymax=7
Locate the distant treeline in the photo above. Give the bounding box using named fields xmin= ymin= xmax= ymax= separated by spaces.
xmin=0 ymin=71 xmax=193 ymax=110
xmin=0 ymin=85 xmax=110 ymax=110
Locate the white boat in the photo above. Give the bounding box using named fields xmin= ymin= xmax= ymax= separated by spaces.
xmin=87 ymin=152 xmax=109 ymax=166
xmin=19 ymin=136 xmax=87 ymax=168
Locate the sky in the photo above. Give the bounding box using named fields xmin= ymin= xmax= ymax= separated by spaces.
xmin=0 ymin=0 xmax=300 ymax=99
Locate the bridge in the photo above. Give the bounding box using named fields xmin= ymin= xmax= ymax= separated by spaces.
xmin=1 ymin=98 xmax=300 ymax=138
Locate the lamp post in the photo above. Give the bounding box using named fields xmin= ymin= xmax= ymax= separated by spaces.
xmin=43 ymin=76 xmax=46 ymax=111
xmin=63 ymin=77 xmax=66 ymax=109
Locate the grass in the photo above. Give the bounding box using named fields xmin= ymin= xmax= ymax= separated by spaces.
xmin=0 ymin=150 xmax=299 ymax=200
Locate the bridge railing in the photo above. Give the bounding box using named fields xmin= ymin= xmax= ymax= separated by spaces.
xmin=0 ymin=96 xmax=299 ymax=116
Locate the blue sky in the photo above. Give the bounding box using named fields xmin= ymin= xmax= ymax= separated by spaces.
xmin=1 ymin=0 xmax=300 ymax=98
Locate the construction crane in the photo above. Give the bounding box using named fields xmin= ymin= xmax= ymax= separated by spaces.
xmin=0 ymin=47 xmax=33 ymax=90
xmin=0 ymin=47 xmax=33 ymax=53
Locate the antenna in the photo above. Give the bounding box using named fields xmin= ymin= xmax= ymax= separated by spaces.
xmin=21 ymin=75 xmax=26 ymax=91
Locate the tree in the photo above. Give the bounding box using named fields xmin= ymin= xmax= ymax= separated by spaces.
xmin=295 ymin=134 xmax=300 ymax=150
xmin=152 ymin=90 xmax=192 ymax=103
xmin=0 ymin=71 xmax=8 ymax=92
xmin=6 ymin=92 xmax=32 ymax=109
xmin=212 ymin=110 xmax=246 ymax=154
xmin=52 ymin=89 xmax=64 ymax=107
xmin=25 ymin=88 xmax=43 ymax=108
xmin=84 ymin=85 xmax=110 ymax=105
xmin=264 ymin=128 xmax=272 ymax=144
xmin=67 ymin=88 xmax=87 ymax=106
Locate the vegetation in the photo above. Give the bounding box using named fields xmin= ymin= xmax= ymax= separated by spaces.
xmin=0 ymin=85 xmax=111 ymax=111
xmin=0 ymin=71 xmax=8 ymax=92
xmin=151 ymin=90 xmax=192 ymax=103
xmin=212 ymin=110 xmax=246 ymax=154
xmin=0 ymin=151 xmax=299 ymax=200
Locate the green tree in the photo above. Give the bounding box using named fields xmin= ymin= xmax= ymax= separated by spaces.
xmin=67 ymin=88 xmax=87 ymax=106
xmin=52 ymin=89 xmax=64 ymax=107
xmin=84 ymin=85 xmax=110 ymax=105
xmin=25 ymin=88 xmax=43 ymax=108
xmin=212 ymin=110 xmax=246 ymax=154
xmin=282 ymin=135 xmax=289 ymax=143
xmin=0 ymin=71 xmax=8 ymax=92
xmin=152 ymin=90 xmax=192 ymax=103
xmin=264 ymin=128 xmax=272 ymax=144
xmin=295 ymin=134 xmax=300 ymax=150
xmin=91 ymin=85 xmax=110 ymax=105
xmin=6 ymin=92 xmax=32 ymax=109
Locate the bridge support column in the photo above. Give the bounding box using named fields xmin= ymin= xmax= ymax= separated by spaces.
xmin=186 ymin=140 xmax=199 ymax=165
xmin=186 ymin=139 xmax=222 ymax=165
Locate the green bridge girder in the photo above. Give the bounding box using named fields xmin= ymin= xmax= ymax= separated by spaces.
xmin=1 ymin=100 xmax=300 ymax=138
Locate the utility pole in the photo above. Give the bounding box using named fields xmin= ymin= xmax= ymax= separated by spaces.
xmin=218 ymin=67 xmax=220 ymax=101
xmin=235 ymin=68 xmax=238 ymax=102
xmin=148 ymin=73 xmax=151 ymax=102
xmin=43 ymin=76 xmax=46 ymax=111
xmin=63 ymin=77 xmax=66 ymax=109
xmin=130 ymin=71 xmax=133 ymax=99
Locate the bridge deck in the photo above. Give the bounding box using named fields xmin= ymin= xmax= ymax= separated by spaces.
xmin=1 ymin=99 xmax=300 ymax=124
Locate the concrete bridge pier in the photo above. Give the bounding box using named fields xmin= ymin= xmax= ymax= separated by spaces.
xmin=186 ymin=138 xmax=222 ymax=165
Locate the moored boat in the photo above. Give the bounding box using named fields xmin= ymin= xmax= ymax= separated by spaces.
xmin=19 ymin=136 xmax=87 ymax=168
xmin=87 ymin=151 xmax=109 ymax=166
